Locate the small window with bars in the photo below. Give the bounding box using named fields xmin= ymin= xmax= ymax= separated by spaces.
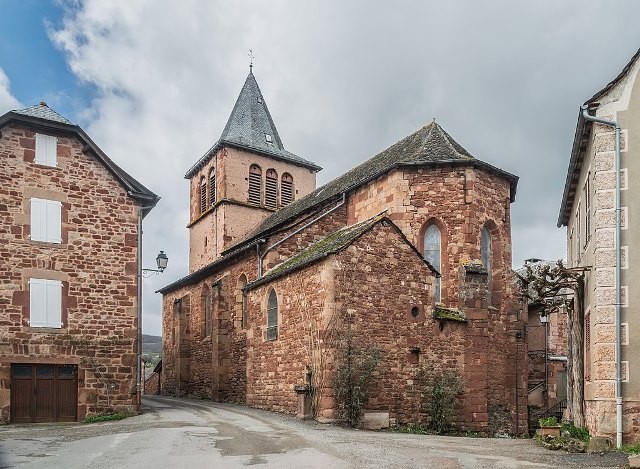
xmin=209 ymin=170 xmax=216 ymax=206
xmin=200 ymin=177 xmax=207 ymax=214
xmin=281 ymin=173 xmax=293 ymax=207
xmin=248 ymin=165 xmax=262 ymax=205
xmin=265 ymin=169 xmax=277 ymax=209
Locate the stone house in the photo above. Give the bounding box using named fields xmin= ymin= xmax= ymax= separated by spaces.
xmin=159 ymin=71 xmax=526 ymax=433
xmin=0 ymin=103 xmax=158 ymax=422
xmin=558 ymin=48 xmax=640 ymax=443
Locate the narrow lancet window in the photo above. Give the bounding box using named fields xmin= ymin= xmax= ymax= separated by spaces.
xmin=424 ymin=224 xmax=442 ymax=303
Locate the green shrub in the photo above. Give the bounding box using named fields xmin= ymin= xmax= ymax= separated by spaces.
xmin=417 ymin=364 xmax=464 ymax=434
xmin=538 ymin=416 xmax=558 ymax=427
xmin=621 ymin=443 xmax=640 ymax=455
xmin=562 ymin=422 xmax=590 ymax=442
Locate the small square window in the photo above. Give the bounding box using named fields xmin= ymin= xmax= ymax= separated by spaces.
xmin=265 ymin=134 xmax=273 ymax=143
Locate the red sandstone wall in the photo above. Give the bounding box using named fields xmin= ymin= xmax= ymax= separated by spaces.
xmin=0 ymin=123 xmax=141 ymax=419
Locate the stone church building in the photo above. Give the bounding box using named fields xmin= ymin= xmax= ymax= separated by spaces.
xmin=159 ymin=71 xmax=526 ymax=433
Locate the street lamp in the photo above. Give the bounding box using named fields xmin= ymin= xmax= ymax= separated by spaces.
xmin=142 ymin=251 xmax=168 ymax=274
xmin=137 ymin=250 xmax=168 ymax=410
xmin=540 ymin=313 xmax=549 ymax=399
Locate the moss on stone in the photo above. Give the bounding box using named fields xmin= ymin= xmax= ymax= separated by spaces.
xmin=433 ymin=306 xmax=467 ymax=322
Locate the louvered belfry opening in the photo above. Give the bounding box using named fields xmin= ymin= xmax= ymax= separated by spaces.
xmin=281 ymin=173 xmax=293 ymax=206
xmin=265 ymin=169 xmax=278 ymax=209
xmin=200 ymin=177 xmax=207 ymax=213
xmin=209 ymin=170 xmax=216 ymax=205
xmin=248 ymin=164 xmax=262 ymax=205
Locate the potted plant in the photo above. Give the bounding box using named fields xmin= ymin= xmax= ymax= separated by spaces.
xmin=537 ymin=416 xmax=561 ymax=437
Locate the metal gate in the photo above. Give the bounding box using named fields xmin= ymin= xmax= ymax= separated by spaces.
xmin=11 ymin=364 xmax=78 ymax=423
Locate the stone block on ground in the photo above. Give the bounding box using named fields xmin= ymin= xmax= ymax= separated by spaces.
xmin=360 ymin=412 xmax=389 ymax=430
xmin=587 ymin=436 xmax=611 ymax=453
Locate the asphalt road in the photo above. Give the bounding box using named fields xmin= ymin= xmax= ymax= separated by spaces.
xmin=0 ymin=396 xmax=629 ymax=468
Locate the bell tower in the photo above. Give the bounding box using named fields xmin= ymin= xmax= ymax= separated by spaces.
xmin=184 ymin=71 xmax=322 ymax=272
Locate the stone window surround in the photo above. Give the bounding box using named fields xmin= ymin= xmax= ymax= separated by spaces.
xmin=417 ymin=218 xmax=448 ymax=305
xmin=14 ymin=270 xmax=71 ymax=332
xmin=17 ymin=188 xmax=70 ymax=245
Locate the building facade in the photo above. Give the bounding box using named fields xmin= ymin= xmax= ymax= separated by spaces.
xmin=559 ymin=49 xmax=640 ymax=442
xmin=159 ymin=71 xmax=526 ymax=434
xmin=0 ymin=103 xmax=158 ymax=422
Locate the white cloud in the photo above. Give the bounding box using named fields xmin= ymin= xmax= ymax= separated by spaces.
xmin=48 ymin=0 xmax=640 ymax=334
xmin=0 ymin=68 xmax=21 ymax=113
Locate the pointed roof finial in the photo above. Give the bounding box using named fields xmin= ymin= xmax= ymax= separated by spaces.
xmin=248 ymin=49 xmax=254 ymax=73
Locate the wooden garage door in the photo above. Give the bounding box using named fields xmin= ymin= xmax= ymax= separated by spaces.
xmin=11 ymin=364 xmax=78 ymax=423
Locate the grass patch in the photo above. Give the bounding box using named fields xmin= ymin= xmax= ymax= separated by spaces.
xmin=620 ymin=443 xmax=640 ymax=455
xmin=82 ymin=410 xmax=135 ymax=424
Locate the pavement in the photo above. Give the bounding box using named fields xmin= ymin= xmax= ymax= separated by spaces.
xmin=0 ymin=395 xmax=629 ymax=468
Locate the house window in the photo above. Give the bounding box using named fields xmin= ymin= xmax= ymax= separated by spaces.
xmin=583 ymin=174 xmax=591 ymax=247
xmin=248 ymin=165 xmax=262 ymax=205
xmin=266 ymin=288 xmax=278 ymax=340
xmin=35 ymin=134 xmax=57 ymax=167
xmin=585 ymin=313 xmax=591 ymax=382
xmin=30 ymin=198 xmax=62 ymax=243
xmin=424 ymin=224 xmax=442 ymax=303
xmin=199 ymin=177 xmax=207 ymax=214
xmin=575 ymin=202 xmax=581 ymax=260
xmin=203 ymin=286 xmax=211 ymax=338
xmin=481 ymin=225 xmax=492 ymax=289
xmin=209 ymin=169 xmax=216 ymax=206
xmin=29 ymin=278 xmax=62 ymax=328
xmin=281 ymin=173 xmax=294 ymax=207
xmin=265 ymin=169 xmax=277 ymax=209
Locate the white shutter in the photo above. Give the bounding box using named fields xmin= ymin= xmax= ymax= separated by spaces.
xmin=47 ymin=200 xmax=62 ymax=243
xmin=29 ymin=279 xmax=47 ymax=327
xmin=29 ymin=279 xmax=62 ymax=328
xmin=35 ymin=134 xmax=57 ymax=166
xmin=46 ymin=280 xmax=62 ymax=328
xmin=30 ymin=198 xmax=47 ymax=241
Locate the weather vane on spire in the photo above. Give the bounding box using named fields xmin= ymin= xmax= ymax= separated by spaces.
xmin=248 ymin=49 xmax=254 ymax=72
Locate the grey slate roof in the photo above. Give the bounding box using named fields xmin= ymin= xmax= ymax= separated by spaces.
xmin=245 ymin=214 xmax=436 ymax=291
xmin=0 ymin=103 xmax=159 ymax=214
xmin=185 ymin=72 xmax=321 ymax=178
xmin=225 ymin=121 xmax=518 ymax=255
xmin=13 ymin=102 xmax=73 ymax=125
xmin=558 ymin=48 xmax=640 ymax=227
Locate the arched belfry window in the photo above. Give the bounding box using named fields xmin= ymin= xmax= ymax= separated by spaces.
xmin=424 ymin=224 xmax=442 ymax=303
xmin=199 ymin=177 xmax=207 ymax=214
xmin=481 ymin=224 xmax=493 ymax=288
xmin=265 ymin=169 xmax=278 ymax=209
xmin=209 ymin=169 xmax=216 ymax=206
xmin=266 ymin=288 xmax=278 ymax=340
xmin=281 ymin=173 xmax=294 ymax=207
xmin=248 ymin=165 xmax=262 ymax=205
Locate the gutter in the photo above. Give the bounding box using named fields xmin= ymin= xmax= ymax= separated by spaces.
xmin=581 ymin=107 xmax=623 ymax=449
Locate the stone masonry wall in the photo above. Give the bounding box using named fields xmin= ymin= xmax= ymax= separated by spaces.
xmin=0 ymin=123 xmax=141 ymax=420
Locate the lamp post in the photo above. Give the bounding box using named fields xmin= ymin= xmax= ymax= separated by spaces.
xmin=137 ymin=249 xmax=168 ymax=410
xmin=540 ymin=313 xmax=549 ymax=404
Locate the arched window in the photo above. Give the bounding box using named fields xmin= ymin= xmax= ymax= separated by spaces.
xmin=424 ymin=224 xmax=442 ymax=303
xmin=209 ymin=169 xmax=216 ymax=206
xmin=248 ymin=165 xmax=262 ymax=205
xmin=265 ymin=169 xmax=278 ymax=209
xmin=237 ymin=274 xmax=248 ymax=329
xmin=202 ymin=285 xmax=211 ymax=338
xmin=281 ymin=173 xmax=294 ymax=206
xmin=266 ymin=288 xmax=278 ymax=340
xmin=199 ymin=177 xmax=207 ymax=214
xmin=481 ymin=224 xmax=493 ymax=289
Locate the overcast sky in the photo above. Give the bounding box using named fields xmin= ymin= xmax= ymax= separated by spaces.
xmin=2 ymin=1 xmax=640 ymax=335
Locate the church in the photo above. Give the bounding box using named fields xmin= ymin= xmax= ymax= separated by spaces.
xmin=158 ymin=69 xmax=525 ymax=434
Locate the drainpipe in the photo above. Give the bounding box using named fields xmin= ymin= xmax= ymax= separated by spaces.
xmin=136 ymin=203 xmax=156 ymax=412
xmin=258 ymin=193 xmax=346 ymax=277
xmin=581 ymin=107 xmax=623 ymax=448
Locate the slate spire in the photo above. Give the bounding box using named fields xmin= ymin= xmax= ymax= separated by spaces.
xmin=12 ymin=102 xmax=73 ymax=125
xmin=185 ymin=71 xmax=321 ymax=178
